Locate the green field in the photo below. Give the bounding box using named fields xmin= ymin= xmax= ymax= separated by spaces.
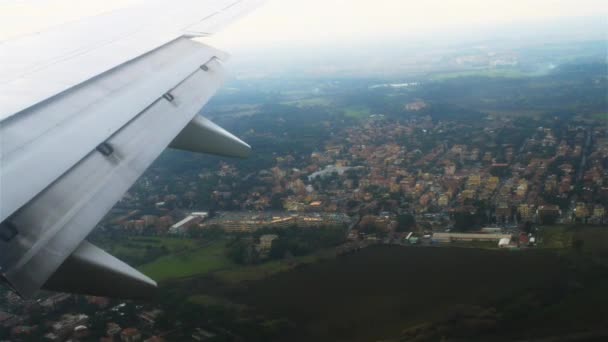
xmin=429 ymin=68 xmax=531 ymax=81
xmin=214 ymin=249 xmax=335 ymax=284
xmin=101 ymin=236 xmax=337 ymax=284
xmin=281 ymin=97 xmax=333 ymax=107
xmin=591 ymin=112 xmax=608 ymax=121
xmin=99 ymin=226 xmax=608 ymax=287
xmin=139 ymin=241 xmax=235 ymax=282
xmin=538 ymin=225 xmax=575 ymax=250
xmin=537 ymin=225 xmax=608 ymax=268
xmin=95 ymin=236 xmax=199 ymax=265
xmin=187 ymin=294 xmax=247 ymax=312
xmin=100 ymin=236 xmax=198 ymax=252
xmin=485 ymin=109 xmax=544 ymax=119
xmin=344 ymin=106 xmax=371 ymax=119
xmin=135 ymin=228 xmax=608 ymax=341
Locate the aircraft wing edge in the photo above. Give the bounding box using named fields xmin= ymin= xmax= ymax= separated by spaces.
xmin=43 ymin=241 xmax=157 ymax=300
xmin=0 ymin=38 xmax=226 ymax=225
xmin=1 ymin=58 xmax=228 ymax=298
xmin=169 ymin=115 xmax=251 ymax=158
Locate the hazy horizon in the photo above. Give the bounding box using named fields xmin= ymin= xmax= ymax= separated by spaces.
xmin=208 ymin=14 xmax=607 ymax=79
xmin=205 ymin=0 xmax=607 ymax=51
xmin=2 ymin=0 xmax=606 ymax=49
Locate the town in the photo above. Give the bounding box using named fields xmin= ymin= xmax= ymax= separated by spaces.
xmin=1 ymin=51 xmax=606 ymax=341
xmin=112 ymin=110 xmax=606 ymax=239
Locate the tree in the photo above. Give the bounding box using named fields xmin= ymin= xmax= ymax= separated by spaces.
xmin=358 ymin=215 xmax=381 ymax=234
xmin=396 ymin=214 xmax=416 ymax=232
xmin=538 ymin=210 xmax=559 ymax=225
xmin=454 ymin=212 xmax=476 ymax=231
xmin=270 ymin=193 xmax=285 ymax=210
xmin=269 ymin=237 xmax=291 ymax=260
xmin=227 ymin=238 xmax=259 ymax=265
xmin=522 ymin=221 xmax=533 ymax=234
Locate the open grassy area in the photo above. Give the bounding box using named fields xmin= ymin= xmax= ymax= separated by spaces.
xmin=214 ymin=249 xmax=335 ymax=284
xmin=485 ymin=109 xmax=544 ymax=119
xmin=538 ymin=225 xmax=608 ymax=254
xmin=344 ymin=106 xmax=371 ymax=119
xmin=95 ymin=236 xmax=199 ymax=266
xmin=591 ymin=112 xmax=608 ymax=121
xmin=97 ymin=234 xmax=339 ymax=285
xmin=429 ymin=68 xmax=531 ymax=80
xmin=139 ymin=241 xmax=235 ymax=282
xmin=147 ymin=228 xmax=608 ymax=341
xmin=187 ymin=294 xmax=247 ymax=312
xmin=538 ymin=225 xmax=574 ymax=250
xmin=281 ymin=97 xmax=333 ymax=107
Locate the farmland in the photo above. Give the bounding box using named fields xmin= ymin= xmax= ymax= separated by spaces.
xmin=227 ymin=246 xmax=569 ymax=342
xmin=93 ymin=227 xmax=608 ymax=341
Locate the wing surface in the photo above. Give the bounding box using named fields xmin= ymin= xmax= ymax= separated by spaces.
xmin=0 ymin=0 xmax=260 ymax=298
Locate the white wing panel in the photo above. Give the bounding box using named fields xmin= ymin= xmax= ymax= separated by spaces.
xmin=183 ymin=0 xmax=266 ymax=36
xmin=0 ymin=0 xmax=263 ymax=120
xmin=0 ymin=38 xmax=225 ymax=224
xmin=0 ymin=59 xmax=226 ymax=297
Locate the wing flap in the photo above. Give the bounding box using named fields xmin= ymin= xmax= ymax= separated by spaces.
xmin=43 ymin=241 xmax=157 ymax=299
xmin=169 ymin=115 xmax=251 ymax=158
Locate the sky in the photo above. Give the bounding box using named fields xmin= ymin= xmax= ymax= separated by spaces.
xmin=205 ymin=0 xmax=608 ymax=50
xmin=1 ymin=0 xmax=605 ymax=45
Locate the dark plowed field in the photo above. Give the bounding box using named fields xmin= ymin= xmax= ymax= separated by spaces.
xmin=230 ymin=246 xmax=567 ymax=341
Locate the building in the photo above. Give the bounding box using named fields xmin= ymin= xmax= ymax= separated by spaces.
xmin=433 ymin=232 xmax=512 ymax=243
xmin=43 ymin=332 xmax=60 ymax=341
xmin=516 ymin=180 xmax=528 ymax=197
xmin=467 ymin=175 xmax=481 ymax=188
xmin=121 ymin=328 xmax=142 ymax=342
xmin=73 ymin=325 xmax=89 ymax=340
xmin=51 ymin=314 xmax=89 ymax=339
xmin=593 ymin=205 xmax=605 ymax=222
xmin=144 ymin=337 xmax=165 ymax=342
xmin=40 ymin=293 xmax=73 ymax=310
xmin=438 ymin=194 xmax=449 ymax=207
xmin=537 ymin=205 xmax=561 ymax=224
xmin=574 ymin=202 xmax=589 ymax=219
xmin=169 ymin=212 xmax=208 ymax=234
xmin=461 ymin=189 xmax=475 ymax=201
xmin=0 ymin=311 xmax=21 ymax=329
xmin=486 ymin=176 xmax=499 ymax=190
xmin=481 ymin=227 xmax=502 ymax=234
xmin=107 ymin=322 xmax=121 ymax=339
xmin=309 ymin=201 xmax=322 ymax=208
xmin=139 ymin=309 xmax=163 ymax=327
xmin=495 ymin=203 xmax=511 ymax=222
xmin=498 ymin=238 xmax=512 ymax=248
xmin=192 ymin=328 xmax=217 ymax=341
xmin=268 ymin=216 xmax=296 ymax=228
xmin=518 ymin=204 xmax=534 ymax=221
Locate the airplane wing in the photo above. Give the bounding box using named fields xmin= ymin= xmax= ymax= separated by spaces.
xmin=0 ymin=0 xmax=262 ymax=299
